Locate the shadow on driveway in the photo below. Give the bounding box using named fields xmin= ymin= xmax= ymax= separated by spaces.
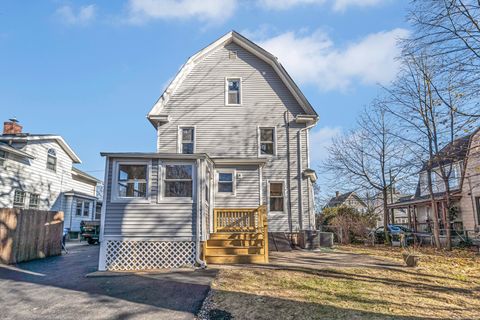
xmin=0 ymin=244 xmax=217 ymax=320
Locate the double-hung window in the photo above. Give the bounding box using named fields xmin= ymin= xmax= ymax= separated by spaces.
xmin=226 ymin=78 xmax=241 ymax=105
xmin=46 ymin=149 xmax=57 ymax=172
xmin=180 ymin=127 xmax=195 ymax=154
xmin=83 ymin=201 xmax=90 ymax=217
xmin=259 ymin=127 xmax=275 ymax=155
xmin=0 ymin=150 xmax=6 ymax=166
xmin=217 ymin=171 xmax=234 ymax=194
xmin=75 ymin=200 xmax=83 ymax=216
xmin=13 ymin=189 xmax=26 ymax=208
xmin=29 ymin=194 xmax=40 ymax=209
xmin=269 ymin=182 xmax=284 ymax=212
xmin=118 ymin=164 xmax=148 ymax=198
xmin=164 ymin=164 xmax=193 ymax=198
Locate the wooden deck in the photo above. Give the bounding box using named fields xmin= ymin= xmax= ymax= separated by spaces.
xmin=205 ymin=206 xmax=268 ymax=264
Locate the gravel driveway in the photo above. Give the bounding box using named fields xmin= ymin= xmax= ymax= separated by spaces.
xmin=0 ymin=243 xmax=217 ymax=320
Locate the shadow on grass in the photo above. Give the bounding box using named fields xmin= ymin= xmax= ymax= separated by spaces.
xmin=209 ymin=289 xmax=450 ymax=320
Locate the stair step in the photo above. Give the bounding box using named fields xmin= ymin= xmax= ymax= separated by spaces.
xmin=207 ymin=239 xmax=263 ymax=247
xmin=206 ymin=254 xmax=266 ymax=264
xmin=206 ymin=246 xmax=264 ymax=255
xmin=210 ymin=233 xmax=263 ymax=240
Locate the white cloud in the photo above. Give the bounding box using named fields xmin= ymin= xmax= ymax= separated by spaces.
xmin=309 ymin=126 xmax=342 ymax=167
xmin=257 ymin=28 xmax=408 ymax=91
xmin=258 ymin=0 xmax=383 ymax=11
xmin=56 ymin=4 xmax=96 ymax=25
xmin=126 ymin=0 xmax=236 ymax=24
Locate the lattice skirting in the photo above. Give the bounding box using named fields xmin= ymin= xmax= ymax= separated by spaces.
xmin=105 ymin=240 xmax=196 ymax=270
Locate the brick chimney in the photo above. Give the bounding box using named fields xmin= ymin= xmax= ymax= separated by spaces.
xmin=3 ymin=118 xmax=22 ymax=135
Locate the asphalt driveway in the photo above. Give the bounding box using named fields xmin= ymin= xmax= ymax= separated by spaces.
xmin=0 ymin=243 xmax=217 ymax=320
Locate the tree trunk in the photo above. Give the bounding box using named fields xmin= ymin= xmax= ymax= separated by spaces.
xmin=382 ymin=188 xmax=391 ymax=244
xmin=444 ymin=185 xmax=452 ymax=251
xmin=427 ymin=169 xmax=441 ymax=248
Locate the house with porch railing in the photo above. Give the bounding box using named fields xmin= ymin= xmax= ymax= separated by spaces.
xmin=388 ymin=129 xmax=480 ymax=241
xmin=98 ymin=31 xmax=318 ymax=271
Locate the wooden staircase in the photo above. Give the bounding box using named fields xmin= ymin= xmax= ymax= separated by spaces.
xmin=204 ymin=206 xmax=268 ymax=264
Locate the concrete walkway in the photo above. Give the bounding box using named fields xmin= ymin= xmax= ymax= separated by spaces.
xmin=0 ymin=243 xmax=217 ymax=320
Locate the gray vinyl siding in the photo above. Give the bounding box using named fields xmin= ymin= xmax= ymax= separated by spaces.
xmin=156 ymin=43 xmax=314 ymax=232
xmin=214 ymin=165 xmax=260 ymax=208
xmin=103 ymin=158 xmax=196 ymax=240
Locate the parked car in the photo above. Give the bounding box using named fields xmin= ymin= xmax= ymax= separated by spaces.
xmin=371 ymin=225 xmax=415 ymax=245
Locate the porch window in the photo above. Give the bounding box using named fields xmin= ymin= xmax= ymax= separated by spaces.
xmin=180 ymin=127 xmax=195 ymax=154
xmin=83 ymin=201 xmax=90 ymax=217
xmin=259 ymin=128 xmax=275 ymax=155
xmin=218 ymin=171 xmax=234 ymax=193
xmin=29 ymin=194 xmax=40 ymax=209
xmin=75 ymin=200 xmax=91 ymax=217
xmin=226 ymin=78 xmax=241 ymax=105
xmin=13 ymin=189 xmax=26 ymax=208
xmin=164 ymin=164 xmax=193 ymax=198
xmin=118 ymin=164 xmax=148 ymax=198
xmin=46 ymin=148 xmax=57 ymax=172
xmin=269 ymin=182 xmax=284 ymax=212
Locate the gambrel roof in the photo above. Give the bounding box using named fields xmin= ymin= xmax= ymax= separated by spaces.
xmin=147 ymin=30 xmax=318 ymax=127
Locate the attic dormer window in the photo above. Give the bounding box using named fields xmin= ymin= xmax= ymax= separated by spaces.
xmin=46 ymin=148 xmax=57 ymax=172
xmin=226 ymin=78 xmax=241 ymax=105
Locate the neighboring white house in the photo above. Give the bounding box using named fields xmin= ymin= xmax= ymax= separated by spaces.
xmin=0 ymin=119 xmax=102 ymax=237
xmin=99 ymin=31 xmax=318 ymax=271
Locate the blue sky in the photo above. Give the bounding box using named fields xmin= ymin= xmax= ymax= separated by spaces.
xmin=0 ymin=0 xmax=409 ymax=181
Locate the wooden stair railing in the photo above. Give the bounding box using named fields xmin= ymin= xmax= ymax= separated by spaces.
xmin=208 ymin=205 xmax=268 ymax=264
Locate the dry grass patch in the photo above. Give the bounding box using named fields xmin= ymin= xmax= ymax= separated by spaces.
xmin=204 ymin=246 xmax=480 ymax=320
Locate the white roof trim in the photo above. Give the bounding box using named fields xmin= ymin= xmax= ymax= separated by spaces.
xmin=0 ymin=135 xmax=81 ymax=163
xmin=148 ymin=31 xmax=317 ymax=126
xmin=0 ymin=143 xmax=35 ymax=159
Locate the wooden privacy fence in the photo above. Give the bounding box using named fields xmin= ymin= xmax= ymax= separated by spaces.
xmin=0 ymin=209 xmax=64 ymax=264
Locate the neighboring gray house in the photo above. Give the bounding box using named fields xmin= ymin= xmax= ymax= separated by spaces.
xmin=0 ymin=119 xmax=102 ymax=236
xmin=99 ymin=31 xmax=318 ymax=271
xmin=324 ymin=191 xmax=368 ymax=213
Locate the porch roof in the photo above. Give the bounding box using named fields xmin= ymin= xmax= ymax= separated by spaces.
xmin=387 ymin=192 xmax=462 ymax=209
xmin=100 ymin=152 xmax=209 ymax=160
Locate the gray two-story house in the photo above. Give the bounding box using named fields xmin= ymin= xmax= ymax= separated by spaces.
xmin=99 ymin=31 xmax=318 ymax=271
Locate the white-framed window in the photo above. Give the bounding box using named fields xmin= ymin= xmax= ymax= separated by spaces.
xmin=13 ymin=189 xmax=26 ymax=208
xmin=117 ymin=164 xmax=148 ymax=198
xmin=111 ymin=161 xmax=151 ymax=203
xmin=226 ymin=78 xmax=241 ymax=105
xmin=178 ymin=127 xmax=195 ymax=154
xmin=259 ymin=127 xmax=276 ymax=156
xmin=0 ymin=150 xmax=6 ymax=166
xmin=75 ymin=200 xmax=91 ymax=217
xmin=268 ymin=181 xmax=285 ymax=212
xmin=217 ymin=169 xmax=235 ymax=194
xmin=46 ymin=148 xmax=57 ymax=172
xmin=164 ymin=164 xmax=194 ymax=198
xmin=28 ymin=194 xmax=40 ymax=209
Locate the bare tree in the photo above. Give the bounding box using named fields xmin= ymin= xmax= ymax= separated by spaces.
xmin=406 ymin=0 xmax=480 ymax=117
xmin=383 ymin=52 xmax=478 ymax=249
xmin=322 ymin=104 xmax=412 ymax=243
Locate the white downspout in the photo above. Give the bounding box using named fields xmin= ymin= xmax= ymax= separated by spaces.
xmin=298 ymin=120 xmax=318 ymax=231
xmin=195 ymin=159 xmax=207 ymax=268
